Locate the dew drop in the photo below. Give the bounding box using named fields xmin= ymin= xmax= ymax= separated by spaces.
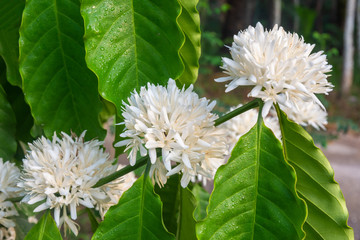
xmin=100 ymin=47 xmax=105 ymax=51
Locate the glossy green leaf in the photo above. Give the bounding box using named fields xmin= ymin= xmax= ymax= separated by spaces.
xmin=81 ymin=0 xmax=184 ymax=112
xmin=192 ymin=184 xmax=210 ymax=221
xmin=196 ymin=120 xmax=306 ymax=240
xmin=19 ymin=0 xmax=105 ymax=140
xmin=0 ymin=85 xmax=16 ymax=160
xmin=277 ymin=107 xmax=354 ymax=239
xmin=177 ymin=0 xmax=201 ymax=86
xmin=0 ymin=0 xmax=24 ymax=87
xmin=24 ymin=211 xmax=62 ymax=240
xmin=92 ymin=174 xmax=174 ymax=240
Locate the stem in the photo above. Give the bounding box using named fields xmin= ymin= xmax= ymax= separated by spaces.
xmin=6 ymin=196 xmax=23 ymax=202
xmin=214 ymin=99 xmax=260 ymax=126
xmin=92 ymin=155 xmax=148 ymax=188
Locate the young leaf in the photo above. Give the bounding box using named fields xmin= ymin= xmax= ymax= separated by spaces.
xmin=177 ymin=0 xmax=201 ymax=86
xmin=92 ymin=174 xmax=174 ymax=240
xmin=19 ymin=0 xmax=105 ymax=140
xmin=0 ymin=0 xmax=24 ymax=87
xmin=277 ymin=107 xmax=354 ymax=239
xmin=196 ymin=120 xmax=306 ymax=240
xmin=0 ymin=85 xmax=16 ymax=160
xmin=24 ymin=211 xmax=62 ymax=240
xmin=192 ymin=184 xmax=210 ymax=221
xmin=80 ymin=0 xmax=184 ymax=112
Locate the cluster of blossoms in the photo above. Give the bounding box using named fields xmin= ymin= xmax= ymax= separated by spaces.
xmin=0 ymin=158 xmax=23 ymax=240
xmin=222 ymin=105 xmax=281 ymax=152
xmin=116 ymin=79 xmax=228 ymax=188
xmin=19 ymin=132 xmax=135 ymax=236
xmin=216 ymin=22 xmax=332 ymax=128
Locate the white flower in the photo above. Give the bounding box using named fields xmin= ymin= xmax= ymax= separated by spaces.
xmin=222 ymin=105 xmax=281 ymax=152
xmin=281 ymin=100 xmax=328 ymax=130
xmin=0 ymin=159 xmax=22 ymax=231
xmin=19 ymin=131 xmax=127 ymax=236
xmin=96 ymin=165 xmax=136 ymax=218
xmin=0 ymin=194 xmax=18 ymax=229
xmin=0 ymin=227 xmax=16 ymax=240
xmin=216 ymin=22 xmax=333 ymax=117
xmin=116 ymin=79 xmax=227 ymax=188
xmin=0 ymin=159 xmax=23 ymax=199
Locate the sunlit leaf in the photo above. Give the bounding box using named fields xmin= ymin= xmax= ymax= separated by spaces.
xmin=81 ymin=0 xmax=184 ymax=112
xmin=177 ymin=0 xmax=201 ymax=86
xmin=197 ymin=120 xmax=306 ymax=239
xmin=24 ymin=211 xmax=62 ymax=240
xmin=277 ymin=107 xmax=354 ymax=239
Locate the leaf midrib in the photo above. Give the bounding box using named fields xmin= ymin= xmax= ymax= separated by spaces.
xmin=250 ymin=120 xmax=261 ymax=239
xmin=53 ymin=0 xmax=82 ymax=130
xmin=131 ymin=0 xmax=139 ymax=89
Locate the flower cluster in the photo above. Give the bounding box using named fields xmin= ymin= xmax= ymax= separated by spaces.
xmin=116 ymin=79 xmax=227 ymax=188
xmin=222 ymin=105 xmax=281 ymax=152
xmin=19 ymin=132 xmax=135 ymax=235
xmin=216 ymin=22 xmax=332 ymax=126
xmin=0 ymin=159 xmax=23 ymax=231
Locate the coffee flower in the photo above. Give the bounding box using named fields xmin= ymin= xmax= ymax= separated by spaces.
xmin=280 ymin=100 xmax=328 ymax=130
xmin=0 ymin=159 xmax=23 ymax=230
xmin=222 ymin=105 xmax=281 ymax=152
xmin=116 ymin=79 xmax=227 ymax=188
xmin=216 ymin=22 xmax=333 ymax=117
xmin=19 ymin=132 xmax=130 ymax=235
xmin=0 ymin=159 xmax=23 ymax=199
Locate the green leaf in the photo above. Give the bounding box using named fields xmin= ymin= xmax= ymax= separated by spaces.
xmin=177 ymin=187 xmax=197 ymax=240
xmin=277 ymin=107 xmax=354 ymax=239
xmin=196 ymin=120 xmax=306 ymax=240
xmin=0 ymin=0 xmax=24 ymax=87
xmin=0 ymin=85 xmax=16 ymax=160
xmin=19 ymin=0 xmax=105 ymax=140
xmin=177 ymin=0 xmax=201 ymax=86
xmin=81 ymin=0 xmax=184 ymax=112
xmin=24 ymin=211 xmax=62 ymax=240
xmin=192 ymin=184 xmax=209 ymax=221
xmin=92 ymin=174 xmax=174 ymax=240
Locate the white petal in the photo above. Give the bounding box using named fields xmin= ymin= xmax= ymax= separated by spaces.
xmin=34 ymin=202 xmax=50 ymax=212
xmin=70 ymin=203 xmax=77 ymax=220
xmin=182 ymin=154 xmax=192 ymax=169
